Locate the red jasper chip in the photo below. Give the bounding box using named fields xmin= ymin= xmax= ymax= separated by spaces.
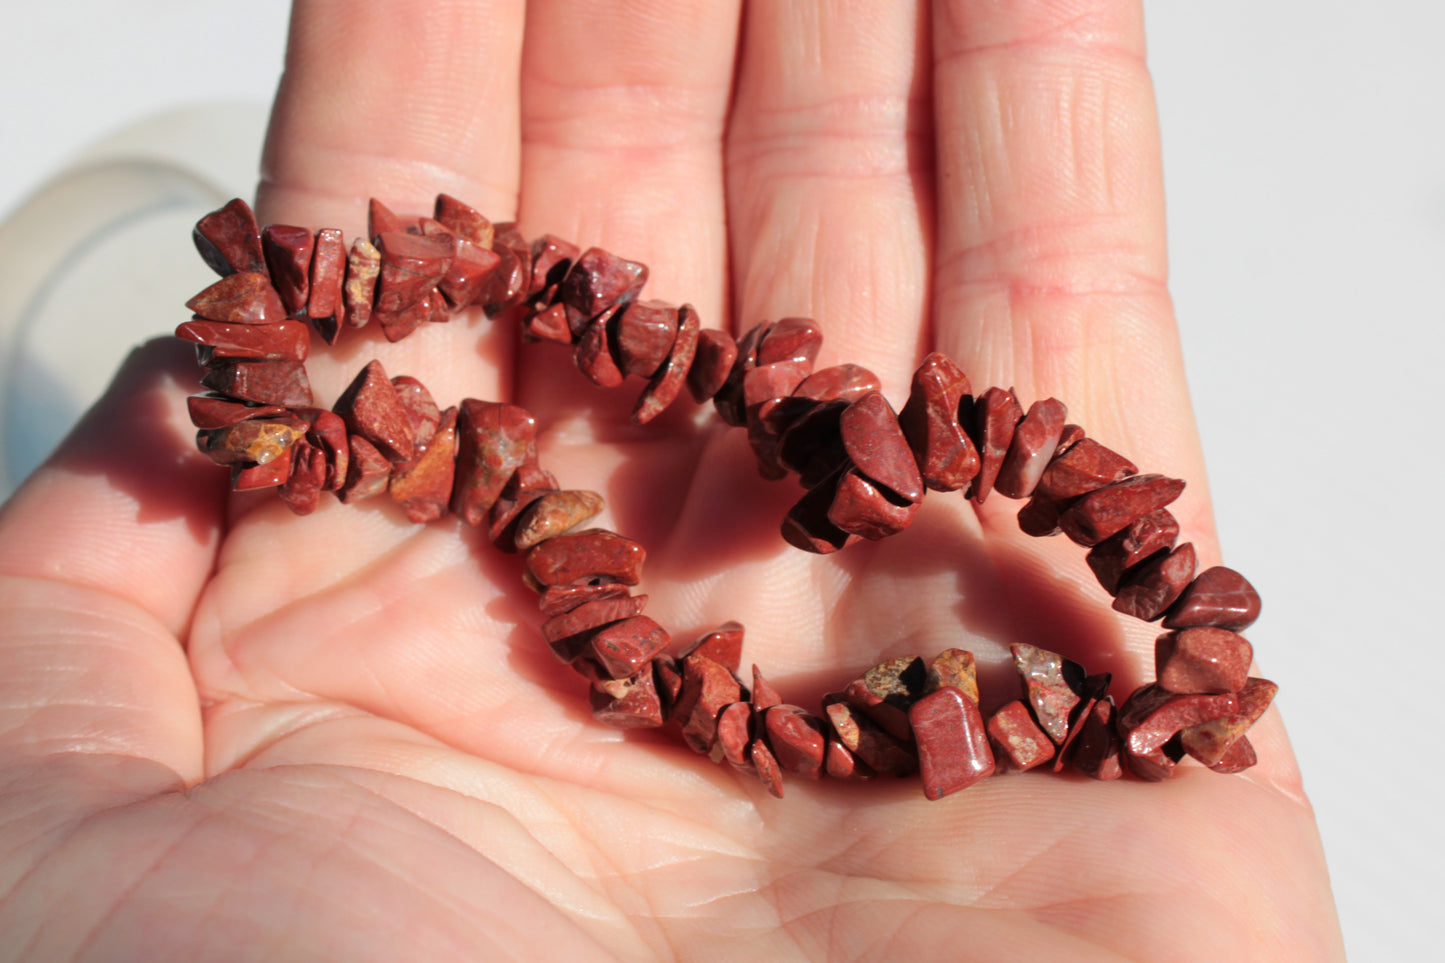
xmin=967 ymin=386 xmax=1023 ymax=503
xmin=452 ymin=399 xmax=537 ymax=526
xmin=559 ymin=247 xmax=648 ymax=336
xmin=198 ymin=417 xmax=305 ymax=466
xmin=543 ymin=594 xmax=649 ymax=663
xmin=589 ymin=616 xmax=671 ymax=680
xmin=679 ymin=621 xmax=745 ymax=676
xmin=611 ymin=300 xmax=678 ymax=377
xmin=712 ymin=322 xmax=768 ymax=426
xmin=176 ymin=319 xmax=310 ymax=363
xmin=307 ymin=228 xmax=347 ymax=342
xmin=1086 ymin=509 xmax=1180 ymax=594
xmin=1117 ymin=684 xmax=1238 ymax=781
xmin=333 ymin=360 xmax=416 ymax=463
xmin=538 ymin=583 xmax=634 ymax=618
xmin=193 ymin=198 xmax=266 ymax=277
xmin=1163 ymin=566 xmax=1262 ymax=632
xmin=823 ymin=701 xmax=916 ymax=776
xmin=744 ymin=360 xmax=813 ymax=477
xmin=389 ymin=406 xmax=458 ymax=523
xmin=1069 ymin=697 xmax=1123 ymax=780
xmin=750 ymin=739 xmax=785 ymax=798
xmin=827 ymin=469 xmax=917 ymax=540
xmin=186 ymin=271 xmax=288 ymax=325
xmin=781 ymin=471 xmax=859 ymax=555
xmin=373 ymin=231 xmax=454 ymax=321
xmin=490 ymin=485 xmax=552 ymax=552
xmin=261 ymin=225 xmax=315 ymax=315
xmin=574 ymin=311 xmax=625 ymax=388
xmin=186 ymin=394 xmax=287 ymax=429
xmin=524 ymin=529 xmax=646 ymax=588
xmin=840 ymin=656 xmax=927 ymax=743
xmin=279 ymin=441 xmax=327 ymax=516
xmin=1206 ymin=735 xmax=1257 ymax=773
xmin=1059 ymin=474 xmax=1186 ymax=547
xmin=368 ymin=198 xmax=417 ymax=239
xmin=1016 ymin=492 xmax=1073 ymax=537
xmin=986 ymin=700 xmax=1055 ymax=772
xmin=716 ymin=702 xmax=756 ymax=770
xmin=1036 ymin=437 xmax=1137 ymax=500
xmin=686 ymin=328 xmax=738 ymax=403
xmin=477 ymin=234 xmax=531 ymax=314
xmin=1051 ymin=672 xmax=1111 ymax=772
xmin=513 ymin=490 xmax=606 ymax=551
xmin=925 ymin=648 xmax=979 ymax=703
xmin=391 ymin=376 xmax=441 ymax=456
xmin=824 ymin=739 xmax=872 ymax=780
xmin=232 ymin=458 xmax=291 ymax=491
xmin=1112 ymin=542 xmax=1197 ymax=622
xmin=910 ymin=687 xmax=996 ymax=799
xmin=1011 ymin=643 xmax=1085 ymax=745
xmin=343 ymin=238 xmax=381 ymax=329
xmin=777 ymin=402 xmax=848 ymax=486
xmin=897 ymin=353 xmax=979 ymax=493
xmin=1180 ymin=677 xmax=1276 ymax=767
xmin=840 ymin=391 xmax=924 ymax=504
xmin=674 ymin=654 xmax=743 ymax=753
xmin=434 ymin=193 xmax=494 ymax=248
xmin=793 ymin=364 xmax=882 ymax=404
xmin=590 ymin=670 xmax=665 ymax=729
xmin=994 ymin=398 xmax=1067 ymax=500
xmin=763 ymin=706 xmax=828 ymax=779
xmin=1055 ymin=423 xmax=1086 ymax=453
xmin=529 ymin=234 xmax=580 ymax=296
xmin=1157 ymin=627 xmax=1254 ymax=695
xmin=633 ymin=303 xmax=700 ymax=425
xmin=757 ymin=317 xmax=822 ymax=367
xmin=524 ymin=303 xmax=573 ymax=344
xmin=201 ymin=361 xmax=312 ymax=407
xmin=437 ymin=237 xmax=500 ymax=310
xmin=750 ymin=664 xmax=783 ymax=711
xmin=294 ymin=408 xmax=348 ymax=490
xmin=338 ymin=435 xmax=391 ymax=503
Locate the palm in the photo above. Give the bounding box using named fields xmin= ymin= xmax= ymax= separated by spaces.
xmin=0 ymin=1 xmax=1341 ymax=959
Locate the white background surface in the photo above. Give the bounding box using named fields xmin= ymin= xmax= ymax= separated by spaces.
xmin=1 ymin=3 xmax=1440 ymax=958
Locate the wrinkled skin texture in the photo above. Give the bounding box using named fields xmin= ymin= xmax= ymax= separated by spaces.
xmin=0 ymin=1 xmax=1342 ymax=959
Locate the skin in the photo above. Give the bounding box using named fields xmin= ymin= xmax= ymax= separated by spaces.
xmin=0 ymin=1 xmax=1344 ymax=959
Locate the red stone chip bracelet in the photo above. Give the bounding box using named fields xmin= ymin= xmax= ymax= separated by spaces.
xmin=179 ymin=195 xmax=1275 ymax=800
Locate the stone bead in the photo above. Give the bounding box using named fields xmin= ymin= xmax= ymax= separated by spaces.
xmin=389 ymin=407 xmax=458 ymax=523
xmin=1205 ymin=735 xmax=1257 ymax=773
xmin=200 ymin=361 xmax=313 ymax=407
xmin=1011 ymin=643 xmax=1084 ymax=745
xmin=333 ymin=360 xmax=416 ymax=463
xmin=711 ymin=322 xmax=768 ymax=426
xmin=750 ymin=739 xmax=785 ymax=798
xmin=825 ymin=739 xmax=871 ymax=780
xmin=633 ymin=303 xmax=700 ymax=425
xmin=841 ymin=656 xmax=927 ymax=743
xmin=279 ymin=441 xmax=327 ymax=516
xmin=1086 ymin=509 xmax=1180 ymax=594
xmin=295 ymin=408 xmax=349 ymax=490
xmin=673 ymin=654 xmax=743 ymax=753
xmin=1156 ymin=627 xmax=1253 ymax=695
xmin=528 ymin=234 xmax=580 ymax=297
xmin=897 ymin=352 xmax=978 ymax=493
xmin=437 ymin=237 xmax=500 ymax=310
xmin=986 ymin=700 xmax=1055 ymax=772
xmin=1163 ymin=566 xmax=1262 ymax=632
xmin=1016 ymin=492 xmax=1072 ymax=537
xmin=306 ymin=228 xmax=347 ymax=342
xmin=757 ymin=317 xmax=821 ymax=367
xmin=489 ymin=484 xmax=552 ymax=553
xmin=777 ymin=402 xmax=848 ymax=486
xmin=840 ymin=391 xmax=924 ymax=504
xmin=687 ymin=328 xmax=738 ymax=403
xmin=1055 ymin=423 xmax=1086 ymax=453
xmin=452 ymin=399 xmax=537 ymax=526
xmin=176 ymin=319 xmax=309 ymax=363
xmin=793 ymin=364 xmax=882 ymax=404
xmin=1178 ymin=677 xmax=1276 ymax=768
xmin=716 ymin=702 xmax=756 ymax=770
xmin=1060 ymin=474 xmax=1186 ymax=547
xmin=826 ymin=469 xmax=917 ymax=540
xmin=611 ymin=300 xmax=678 ymax=377
xmin=1036 ymin=437 xmax=1137 ymax=500
xmin=524 ymin=529 xmax=646 ymax=588
xmin=524 ymin=303 xmax=573 ymax=344
xmin=193 ymin=198 xmax=266 ymax=276
xmin=261 ymin=224 xmax=315 ymax=315
xmin=781 ymin=471 xmax=859 ymax=555
xmin=925 ymin=648 xmax=979 ymax=703
xmin=744 ymin=360 xmax=812 ymax=413
xmin=539 ymin=582 xmax=633 ymax=618
xmin=186 ymin=271 xmax=288 ymax=325
xmin=1118 ymin=684 xmax=1238 ymax=781
xmin=232 ymin=458 xmax=291 ymax=490
xmin=198 ymin=417 xmax=305 ymax=466
xmin=574 ymin=312 xmax=625 ymax=388
xmin=434 ymin=193 xmax=494 ymax=248
xmin=764 ymin=706 xmax=828 ymax=779
xmin=543 ymin=594 xmax=649 ymax=662
xmin=374 ymin=231 xmax=454 ymax=324
xmin=679 ymin=621 xmax=745 ymax=676
xmin=477 ymin=234 xmax=530 ymax=314
xmin=910 ymin=687 xmax=995 ymax=799
xmin=338 ymin=435 xmax=391 ymax=503
xmin=559 ymin=247 xmax=648 ymax=335
xmin=513 ymin=490 xmax=606 ymax=551
xmin=186 ymin=394 xmax=287 ymax=429
xmin=588 ymin=616 xmax=670 ymax=680
xmin=967 ymin=386 xmax=1023 ymax=503
xmin=368 ymin=198 xmax=416 ymax=239
xmin=1112 ymin=542 xmax=1197 ymax=621
xmin=750 ymin=664 xmax=783 ymax=711
xmin=1069 ymin=697 xmax=1123 ymax=780
xmin=823 ymin=701 xmax=916 ymax=776
xmin=343 ymin=237 xmax=381 ymax=329
xmin=1051 ymin=672 xmax=1111 ymax=772
xmin=590 ymin=670 xmax=665 ymax=729
xmin=994 ymin=398 xmax=1067 ymax=500
xmin=391 ymin=376 xmax=442 ymax=456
